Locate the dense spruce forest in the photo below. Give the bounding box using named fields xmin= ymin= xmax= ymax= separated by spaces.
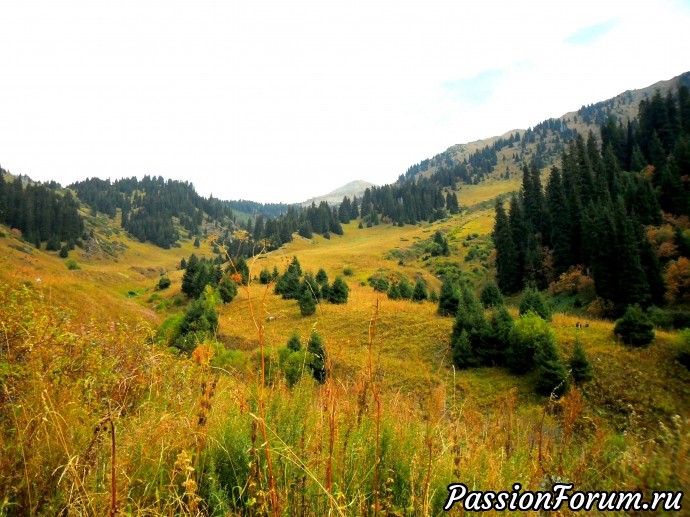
xmin=0 ymin=171 xmax=83 ymax=247
xmin=493 ymin=86 xmax=690 ymax=315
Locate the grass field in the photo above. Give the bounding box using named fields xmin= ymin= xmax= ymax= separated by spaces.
xmin=2 ymin=188 xmax=690 ymax=515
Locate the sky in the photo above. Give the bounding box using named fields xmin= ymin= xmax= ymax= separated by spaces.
xmin=0 ymin=1 xmax=689 ymax=204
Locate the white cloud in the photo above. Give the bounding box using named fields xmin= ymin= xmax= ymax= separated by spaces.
xmin=0 ymin=0 xmax=688 ymax=202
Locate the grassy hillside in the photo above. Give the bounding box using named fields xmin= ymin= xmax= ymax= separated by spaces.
xmin=2 ymin=176 xmax=689 ymax=515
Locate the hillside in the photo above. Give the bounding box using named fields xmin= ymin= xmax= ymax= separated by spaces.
xmin=405 ymin=71 xmax=690 ymax=184
xmin=2 ymin=72 xmax=690 ymax=515
xmin=302 ymin=180 xmax=377 ymax=206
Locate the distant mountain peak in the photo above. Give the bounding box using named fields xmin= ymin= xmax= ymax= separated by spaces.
xmin=302 ymin=180 xmax=377 ymax=206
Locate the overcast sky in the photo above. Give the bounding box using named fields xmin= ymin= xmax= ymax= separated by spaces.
xmin=1 ymin=1 xmax=689 ymax=204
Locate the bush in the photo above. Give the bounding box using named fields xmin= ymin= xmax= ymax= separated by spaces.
xmin=157 ymin=276 xmax=171 ymax=290
xmin=369 ymin=274 xmax=389 ymax=293
xmin=66 ymin=259 xmax=80 ymax=270
xmin=509 ymin=312 xmax=551 ymax=374
xmin=343 ymin=267 xmax=354 ymax=276
xmin=614 ymin=305 xmax=655 ymax=347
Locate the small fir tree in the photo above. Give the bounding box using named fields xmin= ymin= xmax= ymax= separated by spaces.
xmin=307 ymin=331 xmax=327 ymax=383
xmin=480 ymin=282 xmax=503 ymax=308
xmin=328 ymin=277 xmax=349 ymax=304
xmin=411 ymin=279 xmax=428 ymax=302
xmin=519 ymin=287 xmax=551 ymax=320
xmin=534 ymin=333 xmax=570 ymax=398
xmin=298 ymin=287 xmax=317 ymax=316
xmin=613 ymin=305 xmax=655 ymax=347
xmin=569 ymin=339 xmax=593 ymax=384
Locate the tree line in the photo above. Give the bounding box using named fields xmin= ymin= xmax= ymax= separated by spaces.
xmin=0 ymin=170 xmax=84 ymax=247
xmin=493 ymin=84 xmax=690 ymax=315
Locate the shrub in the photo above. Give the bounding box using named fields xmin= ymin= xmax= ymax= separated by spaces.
xmin=614 ymin=305 xmax=655 ymax=347
xmin=157 ymin=276 xmax=171 ymax=290
xmin=343 ymin=266 xmax=354 ymax=276
xmin=66 ymin=259 xmax=80 ymax=270
xmin=509 ymin=312 xmax=552 ymax=374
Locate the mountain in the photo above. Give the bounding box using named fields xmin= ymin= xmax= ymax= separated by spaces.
xmin=404 ymin=71 xmax=690 ymax=184
xmin=301 ymin=180 xmax=377 ymax=206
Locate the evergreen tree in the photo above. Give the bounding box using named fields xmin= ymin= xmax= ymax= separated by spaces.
xmin=397 ymin=277 xmax=413 ymax=299
xmin=298 ymin=288 xmax=317 ymax=316
xmin=569 ymin=339 xmax=593 ymax=384
xmin=614 ymin=305 xmax=655 ymax=347
xmin=534 ymin=332 xmax=569 ymax=398
xmin=307 ymin=331 xmax=327 ymax=383
xmin=316 ymin=268 xmax=329 ymax=285
xmin=411 ymin=278 xmax=428 ymax=302
xmin=493 ymin=199 xmax=519 ymax=294
xmin=480 ymin=282 xmax=503 ymax=308
xmin=519 ymin=287 xmax=551 ymax=321
xmin=218 ymin=276 xmax=238 ymax=303
xmin=452 ymin=330 xmax=477 ymax=369
xmin=477 ymin=305 xmax=514 ymax=366
xmin=328 ymin=277 xmax=349 ymax=304
xmin=438 ymin=277 xmax=460 ymax=316
xmin=287 ymin=332 xmax=302 ymax=352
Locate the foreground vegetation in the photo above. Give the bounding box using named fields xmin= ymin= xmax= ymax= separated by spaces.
xmin=2 ymin=258 xmax=690 ymax=515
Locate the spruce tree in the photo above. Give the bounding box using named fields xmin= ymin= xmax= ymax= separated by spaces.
xmin=307 ymin=331 xmax=327 ymax=383
xmin=569 ymin=339 xmax=593 ymax=384
xmin=438 ymin=277 xmax=460 ymax=316
xmin=452 ymin=330 xmax=477 ymax=369
xmin=298 ymin=287 xmax=317 ymax=316
xmin=493 ymin=199 xmax=519 ymax=294
xmin=328 ymin=277 xmax=349 ymax=304
xmin=534 ymin=332 xmax=569 ymax=398
xmin=519 ymin=287 xmax=551 ymax=321
xmin=411 ymin=278 xmax=428 ymax=302
xmin=287 ymin=332 xmax=302 ymax=352
xmin=614 ymin=305 xmax=655 ymax=347
xmin=480 ymin=282 xmax=503 ymax=308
